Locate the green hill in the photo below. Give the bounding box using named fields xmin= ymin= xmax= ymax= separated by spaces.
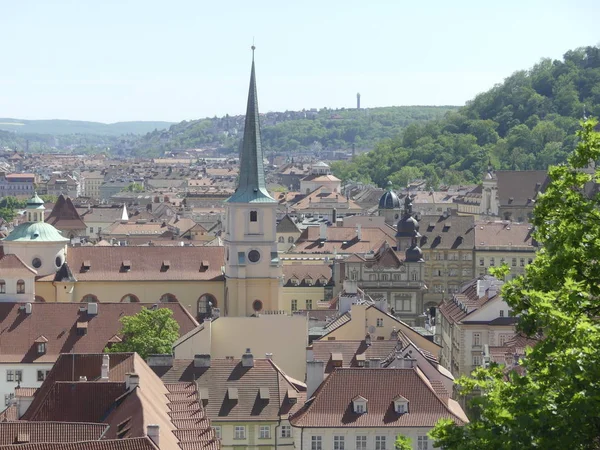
xmin=128 ymin=106 xmax=459 ymax=157
xmin=331 ymin=45 xmax=600 ymax=188
xmin=0 ymin=118 xmax=173 ymax=136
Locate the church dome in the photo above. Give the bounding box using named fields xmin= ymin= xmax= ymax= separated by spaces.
xmin=405 ymin=243 xmax=424 ymax=262
xmin=2 ymin=222 xmax=70 ymax=243
xmin=396 ymin=215 xmax=419 ymax=237
xmin=379 ymin=186 xmax=401 ymax=209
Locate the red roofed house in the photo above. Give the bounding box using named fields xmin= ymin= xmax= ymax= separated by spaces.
xmin=290 ymin=368 xmax=467 ymax=450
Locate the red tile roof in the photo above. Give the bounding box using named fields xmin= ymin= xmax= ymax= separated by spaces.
xmin=0 ymin=422 xmax=108 ymax=445
xmin=294 ymin=226 xmax=395 ymax=255
xmin=0 ymin=253 xmax=37 ymax=276
xmin=312 ymin=340 xmax=399 ymax=374
xmin=0 ymin=437 xmax=158 ymax=450
xmin=45 ymin=195 xmax=87 ymax=230
xmin=151 ymin=358 xmax=306 ymax=422
xmin=45 ymin=246 xmax=224 ymax=281
xmin=0 ymin=303 xmax=198 ymax=363
xmin=290 ymin=368 xmax=467 ymax=427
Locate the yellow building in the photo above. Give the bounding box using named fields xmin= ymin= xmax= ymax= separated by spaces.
xmin=35 ymin=246 xmax=225 ymax=321
xmin=276 ymin=214 xmax=301 ymax=252
xmin=282 ymin=264 xmax=333 ymax=312
xmin=172 ymin=314 xmax=309 ymax=380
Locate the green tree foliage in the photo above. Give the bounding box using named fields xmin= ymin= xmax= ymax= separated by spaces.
xmin=0 ymin=197 xmax=27 ymax=222
xmin=394 ymin=435 xmax=412 ymax=450
xmin=105 ymin=307 xmax=180 ymax=360
xmin=123 ymin=182 xmax=144 ymax=193
xmin=332 ymin=45 xmax=600 ymax=187
xmin=429 ymin=119 xmax=600 ymax=449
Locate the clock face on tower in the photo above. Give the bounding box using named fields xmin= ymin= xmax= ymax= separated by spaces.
xmin=248 ymin=250 xmax=261 ymax=263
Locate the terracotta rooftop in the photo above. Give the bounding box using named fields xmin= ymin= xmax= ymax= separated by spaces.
xmin=45 ymin=195 xmax=87 ymax=230
xmin=496 ymin=170 xmax=548 ymax=207
xmin=0 ymin=253 xmax=37 ymax=276
xmin=290 ymin=368 xmax=467 ymax=428
xmin=282 ymin=265 xmax=332 ymax=286
xmin=474 ymin=221 xmax=536 ymax=249
xmin=151 ymin=358 xmax=306 ymax=423
xmin=23 ymin=353 xmax=218 ymax=450
xmin=418 ymin=213 xmax=475 ymax=251
xmin=290 ymin=186 xmax=361 ymax=211
xmin=0 ymin=437 xmax=158 ymax=450
xmin=311 ymin=339 xmax=399 ymax=374
xmin=0 ymin=303 xmax=198 ymax=363
xmin=42 ymin=246 xmax=224 ymax=282
xmin=294 ymin=225 xmax=396 ymax=255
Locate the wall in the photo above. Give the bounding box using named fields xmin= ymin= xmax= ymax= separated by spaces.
xmin=173 ymin=315 xmax=308 ymax=381
xmin=295 ymin=426 xmax=437 ymax=450
xmin=215 ymin=419 xmax=294 ymax=450
xmin=35 ymin=279 xmax=224 ymax=319
xmin=0 ymin=363 xmax=53 ymax=410
xmin=281 ymin=285 xmax=327 ymax=312
xmin=3 ymin=242 xmax=67 ymax=278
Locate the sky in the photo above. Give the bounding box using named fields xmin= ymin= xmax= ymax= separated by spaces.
xmin=1 ymin=0 xmax=599 ymax=123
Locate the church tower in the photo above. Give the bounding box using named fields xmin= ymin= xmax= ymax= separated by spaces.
xmin=223 ymin=48 xmax=282 ymax=316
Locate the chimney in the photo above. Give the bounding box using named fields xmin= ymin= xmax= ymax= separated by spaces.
xmin=25 ymin=303 xmax=32 ymax=315
xmin=319 ymin=222 xmax=327 ymax=240
xmin=306 ymin=346 xmax=314 ymax=362
xmin=126 ymin=372 xmax=140 ymax=390
xmin=356 ymin=224 xmax=362 ymax=241
xmin=241 ymin=349 xmax=254 ymax=368
xmin=265 ymin=353 xmax=273 ymax=360
xmin=306 ymin=360 xmax=325 ymax=398
xmin=79 ymin=376 xmax=87 ymax=382
xmin=147 ymin=424 xmax=159 ymax=447
xmin=147 ymin=354 xmax=174 ymax=367
xmin=87 ymin=302 xmax=98 ymax=315
xmin=101 ymin=354 xmax=109 ymax=381
xmin=193 ymin=354 xmax=211 ymax=368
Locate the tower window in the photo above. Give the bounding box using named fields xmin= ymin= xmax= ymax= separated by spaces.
xmin=250 ymin=211 xmax=258 ymax=222
xmin=252 ymin=300 xmax=263 ymax=312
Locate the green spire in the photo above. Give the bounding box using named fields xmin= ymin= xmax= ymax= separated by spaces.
xmin=226 ymin=47 xmax=276 ymax=204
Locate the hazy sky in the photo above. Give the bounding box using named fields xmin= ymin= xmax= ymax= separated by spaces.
xmin=1 ymin=0 xmax=598 ymax=123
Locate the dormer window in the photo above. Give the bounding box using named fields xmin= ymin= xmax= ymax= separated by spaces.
xmin=37 ymin=342 xmax=46 ymax=354
xmin=393 ymin=395 xmax=409 ymax=414
xmin=352 ymin=396 xmax=368 ymax=414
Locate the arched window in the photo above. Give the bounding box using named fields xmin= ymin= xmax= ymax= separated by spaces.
xmin=120 ymin=294 xmax=140 ymax=303
xmin=252 ymin=300 xmax=263 ymax=312
xmin=278 ymin=236 xmax=284 ymax=243
xmin=0 ymin=280 xmax=5 ymax=294
xmin=81 ymin=294 xmax=98 ymax=303
xmin=250 ymin=211 xmax=258 ymax=222
xmin=288 ymin=236 xmax=295 ymax=243
xmin=16 ymin=280 xmax=25 ymax=294
xmin=160 ymin=293 xmax=177 ymax=303
xmin=35 ymin=295 xmax=46 ymax=302
xmin=197 ymin=294 xmax=217 ymax=319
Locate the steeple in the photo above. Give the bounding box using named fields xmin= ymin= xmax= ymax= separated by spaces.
xmin=226 ymin=47 xmax=276 ymax=204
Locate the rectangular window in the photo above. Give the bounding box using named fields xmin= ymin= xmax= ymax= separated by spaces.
xmin=528 ymin=258 xmax=533 ymax=264
xmin=400 ymin=299 xmax=411 ymax=311
xmin=462 ymin=268 xmax=472 ymax=277
xmin=4 ymin=394 xmax=13 ymax=406
xmin=6 ymin=370 xmax=14 ymax=382
xmin=14 ymin=370 xmax=22 ymax=382
xmin=37 ymin=370 xmax=47 ymax=382
xmin=291 ymin=299 xmax=297 ymax=312
xmin=380 ymin=274 xmax=388 ymax=281
xmin=499 ymin=334 xmax=509 ymax=346
xmin=473 ymin=333 xmax=481 ymax=347
xmin=473 ymin=355 xmax=482 ymax=366
xmin=417 ymin=435 xmax=430 ymax=450
xmin=259 ymin=425 xmax=271 ymax=439
xmin=355 ymin=403 xmax=365 ymax=413
xmin=356 ymin=436 xmax=367 ymax=450
xmin=250 ymin=211 xmax=258 ymax=222
xmin=500 ymin=310 xmax=505 ymax=317
xmin=213 ymin=426 xmax=221 ymax=439
xmin=234 ymin=426 xmax=246 ymax=440
xmin=0 ymin=281 xmax=5 ymax=294
xmin=375 ymin=436 xmax=387 ymax=450
xmin=311 ymin=436 xmax=322 ymax=450
xmin=89 ymin=227 xmax=94 ymax=233
xmin=449 ymin=268 xmax=458 ymax=276
xmin=462 ymin=252 xmax=472 ymax=261
xmin=334 ymin=436 xmax=345 ymax=450
xmin=376 ymin=318 xmax=384 ymax=327
xmin=448 ymin=252 xmax=458 ymax=261
xmin=489 ymin=257 xmax=495 ymax=266
xmin=280 ymin=425 xmax=292 ymax=438
xmin=17 ymin=282 xmax=25 ymax=294
xmin=520 ymin=258 xmax=525 ymax=267
xmin=369 ymin=274 xmax=377 ymax=281
xmin=306 ymin=299 xmax=313 ymax=310
xmin=479 ymin=258 xmax=484 ymax=266
xmin=512 ymin=258 xmax=517 ymax=267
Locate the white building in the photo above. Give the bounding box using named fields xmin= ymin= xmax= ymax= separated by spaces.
xmin=300 ymin=162 xmax=342 ymax=195
xmin=437 ymin=275 xmax=517 ymax=378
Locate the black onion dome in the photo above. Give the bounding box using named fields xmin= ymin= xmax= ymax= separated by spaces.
xmin=395 ymin=215 xmax=419 ymax=237
xmin=379 ymin=189 xmax=401 ymax=209
xmin=405 ymin=243 xmax=424 ymax=262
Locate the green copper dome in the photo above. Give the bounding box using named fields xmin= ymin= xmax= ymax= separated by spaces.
xmin=2 ymin=222 xmax=69 ymax=242
xmin=27 ymin=192 xmax=45 ymax=207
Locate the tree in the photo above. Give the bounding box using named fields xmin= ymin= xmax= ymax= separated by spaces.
xmin=124 ymin=182 xmax=144 ymax=193
xmin=394 ymin=435 xmax=412 ymax=450
xmin=105 ymin=307 xmax=180 ymax=360
xmin=429 ymin=119 xmax=600 ymax=449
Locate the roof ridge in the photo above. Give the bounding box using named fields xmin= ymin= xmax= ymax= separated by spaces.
xmin=412 ymin=366 xmax=465 ymax=424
